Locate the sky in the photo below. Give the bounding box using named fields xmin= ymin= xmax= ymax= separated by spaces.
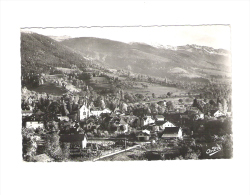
xmin=21 ymin=25 xmax=231 ymax=50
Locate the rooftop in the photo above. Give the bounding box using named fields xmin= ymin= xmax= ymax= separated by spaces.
xmin=60 ymin=134 xmax=86 ymax=142
xmin=160 ymin=127 xmax=181 ymax=137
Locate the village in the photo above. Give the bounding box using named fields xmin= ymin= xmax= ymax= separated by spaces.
xmin=21 ymin=82 xmax=232 ymax=162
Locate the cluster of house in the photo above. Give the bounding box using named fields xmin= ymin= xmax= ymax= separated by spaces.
xmin=22 ymin=96 xmax=231 ymax=143
xmin=76 ymin=104 xmax=184 ymax=141
xmin=22 ymin=102 xmax=184 ymax=141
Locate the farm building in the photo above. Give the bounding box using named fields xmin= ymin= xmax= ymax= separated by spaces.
xmin=160 ymin=127 xmax=182 ymax=139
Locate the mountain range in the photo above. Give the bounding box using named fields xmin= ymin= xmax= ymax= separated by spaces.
xmin=60 ymin=37 xmax=231 ymax=79
xmin=21 ymin=31 xmax=231 ymax=81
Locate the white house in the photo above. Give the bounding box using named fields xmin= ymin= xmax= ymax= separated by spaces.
xmin=155 ymin=121 xmax=176 ymax=130
xmin=26 ymin=121 xmax=44 ymax=129
xmin=78 ymin=104 xmax=91 ymax=121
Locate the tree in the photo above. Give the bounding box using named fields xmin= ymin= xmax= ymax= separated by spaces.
xmin=136 ymin=94 xmax=144 ymax=100
xmin=178 ymin=99 xmax=183 ymax=104
xmin=193 ymin=98 xmax=198 ymax=107
xmin=203 ymin=103 xmax=212 ymax=115
xmin=218 ymin=102 xmax=223 ymax=113
xmin=143 ymin=106 xmax=151 ymax=115
xmin=221 ymin=98 xmax=228 ymax=114
xmin=22 ymin=127 xmax=41 ymax=161
xmin=166 ymin=101 xmax=174 ymax=111
xmin=44 ymin=132 xmax=63 ymax=161
xmin=209 ymin=99 xmax=216 ymax=106
xmin=96 ymin=96 xmax=106 ymax=109
xmin=177 ymin=146 xmax=201 ymax=160
xmin=120 ymin=90 xmax=124 ymax=99
xmin=222 ymin=134 xmax=233 ymax=158
xmin=48 ymin=101 xmax=61 ymax=115
xmin=60 ymin=142 xmax=70 ymax=160
xmin=184 ymin=149 xmax=200 ymax=159
xmin=124 ymin=93 xmax=134 ymax=103
xmin=158 ymin=106 xmax=165 ymax=115
xmin=67 ymin=102 xmax=73 ymax=113
xmin=150 ymin=103 xmax=159 ymax=114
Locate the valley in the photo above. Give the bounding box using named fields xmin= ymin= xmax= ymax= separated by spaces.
xmin=21 ymin=31 xmax=232 ymax=162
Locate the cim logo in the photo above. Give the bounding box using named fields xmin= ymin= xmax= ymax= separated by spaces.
xmin=206 ymin=145 xmax=222 ymax=156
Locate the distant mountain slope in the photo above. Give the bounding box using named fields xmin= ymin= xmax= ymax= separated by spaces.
xmin=61 ymin=37 xmax=231 ymax=78
xmin=21 ymin=32 xmax=87 ymax=72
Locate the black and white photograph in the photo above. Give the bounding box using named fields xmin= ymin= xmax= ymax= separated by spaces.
xmin=1 ymin=1 xmax=249 ymax=195
xmin=20 ymin=25 xmax=233 ymax=162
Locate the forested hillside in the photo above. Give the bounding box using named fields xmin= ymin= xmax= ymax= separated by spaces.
xmin=21 ymin=32 xmax=88 ymax=74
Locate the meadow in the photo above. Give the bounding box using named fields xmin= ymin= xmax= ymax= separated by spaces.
xmin=124 ymin=82 xmax=188 ymax=97
xmin=29 ymin=83 xmax=67 ymax=96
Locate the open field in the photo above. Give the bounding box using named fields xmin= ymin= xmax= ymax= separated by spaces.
xmin=87 ymin=77 xmax=188 ymax=97
xmin=124 ymin=82 xmax=188 ymax=97
xmin=28 ymin=83 xmax=67 ymax=96
xmin=202 ymin=69 xmax=231 ymax=77
xmin=85 ymin=77 xmax=112 ymax=91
